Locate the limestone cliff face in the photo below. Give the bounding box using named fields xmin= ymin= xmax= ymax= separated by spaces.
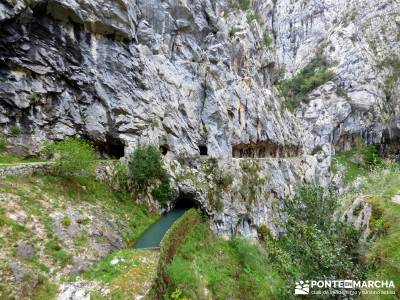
xmin=0 ymin=0 xmax=300 ymax=159
xmin=0 ymin=0 xmax=399 ymax=237
xmin=272 ymin=0 xmax=400 ymax=152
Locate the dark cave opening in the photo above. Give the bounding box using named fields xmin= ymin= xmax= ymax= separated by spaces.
xmin=174 ymin=192 xmax=198 ymax=209
xmin=160 ymin=145 xmax=169 ymax=156
xmin=232 ymin=142 xmax=301 ymax=158
xmin=88 ymin=135 xmax=125 ymax=159
xmin=199 ymin=145 xmax=208 ymax=156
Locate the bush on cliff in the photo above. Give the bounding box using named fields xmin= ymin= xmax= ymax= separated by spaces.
xmin=44 ymin=138 xmax=96 ymax=177
xmin=278 ymin=56 xmax=334 ymax=110
xmin=265 ymin=185 xmax=366 ymax=294
xmin=0 ymin=135 xmax=6 ymax=152
xmin=114 ymin=145 xmax=172 ymax=206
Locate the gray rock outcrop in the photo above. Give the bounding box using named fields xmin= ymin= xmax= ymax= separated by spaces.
xmin=273 ymin=0 xmax=400 ymax=152
xmin=0 ymin=0 xmax=399 ymax=237
xmin=0 ymin=0 xmax=301 ymax=159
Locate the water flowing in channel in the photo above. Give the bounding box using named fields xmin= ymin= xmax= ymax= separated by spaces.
xmin=133 ymin=208 xmax=189 ymax=249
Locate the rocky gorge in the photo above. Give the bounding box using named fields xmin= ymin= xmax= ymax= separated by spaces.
xmin=0 ymin=0 xmax=400 ymax=299
xmin=1 ymin=0 xmax=399 ymax=237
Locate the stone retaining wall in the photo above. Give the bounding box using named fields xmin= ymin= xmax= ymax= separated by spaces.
xmin=0 ymin=161 xmax=116 ymax=178
xmin=0 ymin=162 xmax=54 ymax=178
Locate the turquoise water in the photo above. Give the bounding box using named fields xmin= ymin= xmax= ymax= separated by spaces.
xmin=133 ymin=208 xmax=189 ymax=249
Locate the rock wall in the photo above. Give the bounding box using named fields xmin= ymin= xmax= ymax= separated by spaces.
xmin=0 ymin=162 xmax=53 ymax=177
xmin=1 ymin=0 xmax=399 ymax=237
xmin=168 ymin=155 xmax=327 ymax=238
xmin=272 ymin=0 xmax=400 ymax=153
xmin=0 ymin=0 xmax=301 ymax=159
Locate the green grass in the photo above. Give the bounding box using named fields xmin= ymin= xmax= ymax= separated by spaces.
xmin=0 ymin=152 xmax=43 ymax=165
xmin=32 ymin=175 xmax=158 ymax=244
xmin=263 ymin=30 xmax=273 ymax=48
xmin=277 ymin=56 xmax=334 ymax=110
xmin=238 ymin=0 xmax=250 ymax=11
xmin=45 ymin=239 xmax=71 ymax=266
xmin=0 ymin=173 xmax=158 ymax=297
xmin=81 ymin=248 xmax=159 ymax=299
xmin=83 ymin=249 xmax=137 ymax=283
xmin=164 ymin=212 xmax=284 ymax=299
xmin=332 ymin=143 xmax=382 ymax=183
xmin=31 ymin=279 xmax=58 ymax=300
xmin=0 ymin=207 xmax=31 ymax=243
xmin=246 ymin=10 xmax=261 ymax=23
xmin=10 ymin=126 xmax=21 ymax=136
xmin=333 ymin=149 xmax=400 ymax=298
xmin=0 ymin=174 xmax=158 ymax=245
xmin=355 ymin=165 xmax=400 ymax=298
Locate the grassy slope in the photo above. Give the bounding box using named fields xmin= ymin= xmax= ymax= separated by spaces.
xmin=332 ymin=145 xmax=381 ymax=184
xmin=82 ymin=248 xmax=160 ymax=299
xmin=164 ymin=212 xmax=284 ymax=300
xmin=0 ymin=152 xmax=44 ymax=165
xmin=165 ymin=153 xmax=400 ymax=300
xmin=333 ymin=147 xmax=400 ymax=299
xmin=357 ymin=166 xmax=400 ymax=299
xmin=0 ymin=174 xmax=157 ymax=299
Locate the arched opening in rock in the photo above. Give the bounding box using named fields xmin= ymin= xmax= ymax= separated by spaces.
xmin=160 ymin=145 xmax=169 ymax=156
xmin=232 ymin=142 xmax=301 ymax=158
xmin=199 ymin=145 xmax=208 ymax=156
xmin=174 ymin=192 xmax=198 ymax=209
xmin=90 ymin=135 xmax=125 ymax=159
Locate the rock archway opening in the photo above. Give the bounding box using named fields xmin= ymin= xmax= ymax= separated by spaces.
xmin=160 ymin=145 xmax=169 ymax=156
xmin=199 ymin=145 xmax=208 ymax=156
xmin=232 ymin=142 xmax=301 ymax=158
xmin=174 ymin=192 xmax=199 ymax=210
xmin=86 ymin=135 xmax=125 ymax=159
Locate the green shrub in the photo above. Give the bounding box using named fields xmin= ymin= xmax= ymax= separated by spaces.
xmin=266 ymin=185 xmax=365 ymax=293
xmin=238 ymin=0 xmax=250 ymax=11
xmin=45 ymin=138 xmax=96 ymax=177
xmin=127 ymin=145 xmax=172 ymax=206
xmin=277 ymin=56 xmax=334 ymax=110
xmin=128 ymin=145 xmax=164 ymax=186
xmin=10 ymin=125 xmax=21 ymax=136
xmin=361 ymin=144 xmax=382 ymax=167
xmin=256 ymin=224 xmax=271 ymax=242
xmin=29 ymin=91 xmax=40 ymax=104
xmin=0 ymin=136 xmax=6 ymax=153
xmin=332 ymin=142 xmax=383 ymax=183
xmin=246 ymin=10 xmax=261 ymax=23
xmin=263 ymin=30 xmax=272 ymax=48
xmin=151 ymin=180 xmax=173 ymax=205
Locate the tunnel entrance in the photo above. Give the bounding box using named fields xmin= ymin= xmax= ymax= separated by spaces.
xmin=174 ymin=192 xmax=198 ymax=209
xmin=89 ymin=135 xmax=125 ymax=159
xmin=232 ymin=142 xmax=301 ymax=158
xmin=133 ymin=192 xmax=200 ymax=249
xmin=199 ymin=145 xmax=208 ymax=156
xmin=160 ymin=144 xmax=169 ymax=156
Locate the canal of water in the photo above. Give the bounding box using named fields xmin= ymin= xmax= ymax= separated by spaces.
xmin=133 ymin=208 xmax=189 ymax=249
